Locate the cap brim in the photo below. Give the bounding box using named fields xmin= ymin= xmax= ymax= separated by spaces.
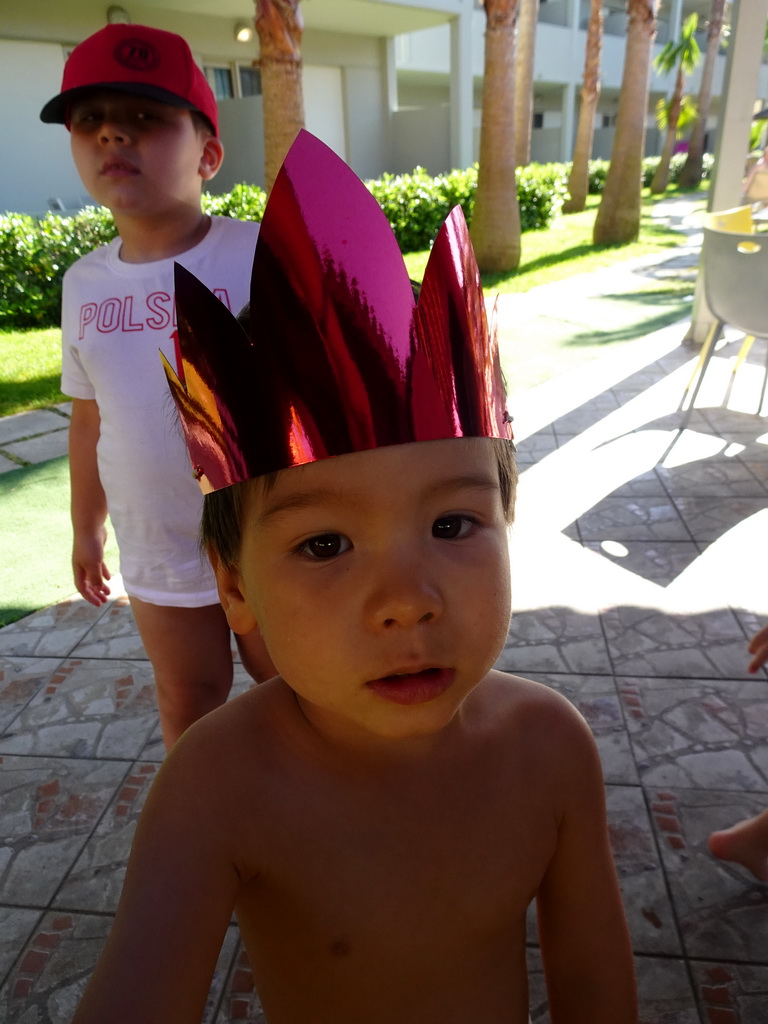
xmin=40 ymin=82 xmax=198 ymax=125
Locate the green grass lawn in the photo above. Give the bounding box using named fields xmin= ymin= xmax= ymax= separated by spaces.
xmin=403 ymin=191 xmax=704 ymax=290
xmin=1 ymin=190 xmax=704 ymax=419
xmin=0 ymin=326 xmax=67 ymax=417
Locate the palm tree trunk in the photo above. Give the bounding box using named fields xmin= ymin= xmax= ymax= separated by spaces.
xmin=471 ymin=0 xmax=522 ymax=272
xmin=678 ymin=0 xmax=725 ymax=189
xmin=564 ymin=0 xmax=604 ymax=212
xmin=593 ymin=0 xmax=659 ymax=245
xmin=514 ymin=0 xmax=540 ymax=167
xmin=650 ymin=66 xmax=684 ymax=193
xmin=255 ymin=0 xmax=305 ymax=193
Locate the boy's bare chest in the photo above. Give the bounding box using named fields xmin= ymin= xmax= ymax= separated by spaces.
xmin=239 ymin=762 xmax=557 ymax=952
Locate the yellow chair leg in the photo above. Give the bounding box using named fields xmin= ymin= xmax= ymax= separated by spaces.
xmin=682 ymin=321 xmax=720 ymax=402
xmin=731 ymin=335 xmax=756 ymax=376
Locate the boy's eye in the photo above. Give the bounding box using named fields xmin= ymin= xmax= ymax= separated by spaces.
xmin=432 ymin=515 xmax=475 ymax=540
xmin=299 ymin=533 xmax=351 ymax=560
xmin=72 ymin=108 xmax=99 ymax=124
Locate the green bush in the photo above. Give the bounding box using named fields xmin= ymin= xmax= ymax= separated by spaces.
xmin=586 ymin=159 xmax=611 ymax=194
xmin=641 ymin=155 xmax=661 ymax=187
xmin=367 ymin=167 xmax=459 ymax=253
xmin=577 ymin=152 xmax=713 ymax=196
xmin=0 ymin=207 xmax=117 ymax=329
xmin=0 ymin=143 xmax=711 ymax=329
xmin=516 ymin=163 xmax=568 ymax=230
xmin=202 ymin=183 xmax=267 ymax=221
xmin=641 ymin=151 xmax=715 ymax=188
xmin=367 ymin=162 xmax=567 ymax=252
xmin=1 ymin=163 xmax=573 ymax=328
xmin=0 ymin=187 xmax=268 ymax=331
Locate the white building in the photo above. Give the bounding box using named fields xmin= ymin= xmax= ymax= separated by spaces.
xmin=392 ymin=0 xmax=768 ymax=173
xmin=1 ymin=0 xmax=767 ymax=215
xmin=0 ymin=0 xmax=467 ymax=215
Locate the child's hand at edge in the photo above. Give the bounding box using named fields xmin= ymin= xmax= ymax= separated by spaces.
xmin=73 ymin=528 xmax=111 ymax=606
xmin=748 ymin=624 xmax=768 ymax=674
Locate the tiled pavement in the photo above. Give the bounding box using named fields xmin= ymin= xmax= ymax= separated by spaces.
xmin=3 ymin=210 xmax=768 ymax=1021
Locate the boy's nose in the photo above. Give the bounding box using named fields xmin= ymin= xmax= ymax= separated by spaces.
xmin=99 ymin=121 xmax=131 ymax=144
xmin=365 ymin=558 xmax=444 ymax=630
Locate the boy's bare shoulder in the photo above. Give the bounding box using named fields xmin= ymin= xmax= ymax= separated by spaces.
xmin=177 ymin=677 xmax=295 ymax=760
xmin=153 ymin=680 xmax=294 ymax=796
xmin=462 ymin=671 xmax=603 ymax=820
xmin=478 ymin=668 xmax=584 ymax=719
xmin=469 ymin=669 xmax=596 ymax=758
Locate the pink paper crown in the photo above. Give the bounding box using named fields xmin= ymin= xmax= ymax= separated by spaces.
xmin=163 ymin=130 xmax=512 ymax=494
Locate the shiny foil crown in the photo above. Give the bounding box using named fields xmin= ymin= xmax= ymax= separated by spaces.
xmin=163 ymin=130 xmax=512 ymax=494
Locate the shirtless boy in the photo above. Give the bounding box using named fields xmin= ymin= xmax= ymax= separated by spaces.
xmin=72 ymin=132 xmax=638 ymax=1024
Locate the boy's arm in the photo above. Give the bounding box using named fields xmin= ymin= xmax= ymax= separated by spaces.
xmin=72 ymin=724 xmax=241 ymax=1024
xmin=535 ymin=700 xmax=638 ymax=1024
xmin=69 ymin=397 xmax=111 ymax=605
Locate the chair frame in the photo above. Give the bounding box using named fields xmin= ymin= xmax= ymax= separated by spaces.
xmin=680 ymin=222 xmax=768 ymax=428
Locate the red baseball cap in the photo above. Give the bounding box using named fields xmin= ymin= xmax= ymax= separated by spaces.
xmin=40 ymin=23 xmax=218 ymax=135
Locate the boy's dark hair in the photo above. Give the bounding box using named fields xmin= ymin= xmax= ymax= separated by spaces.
xmin=190 ymin=109 xmax=216 ymax=137
xmin=202 ymin=438 xmax=517 ymax=571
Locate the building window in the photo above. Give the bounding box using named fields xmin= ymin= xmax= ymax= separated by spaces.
xmin=602 ymin=114 xmax=611 ymax=128
xmin=203 ymin=63 xmax=261 ymax=100
xmin=204 ymin=66 xmax=234 ymax=100
xmin=239 ymin=65 xmax=262 ymax=97
xmin=532 ymin=112 xmax=544 ymax=129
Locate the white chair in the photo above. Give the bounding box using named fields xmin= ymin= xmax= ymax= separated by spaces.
xmin=680 ymin=226 xmax=768 ymax=426
xmin=681 ymin=207 xmax=758 ymax=404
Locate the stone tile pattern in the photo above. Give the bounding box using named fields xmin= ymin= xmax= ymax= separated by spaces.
xmin=0 ymin=407 xmax=71 ymax=469
xmin=3 ymin=339 xmax=768 ymax=1020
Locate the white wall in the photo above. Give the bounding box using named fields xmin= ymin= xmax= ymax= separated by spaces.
xmin=215 ymin=97 xmax=265 ymax=193
xmin=303 ymin=65 xmax=347 ymax=161
xmin=396 ymin=10 xmax=759 ymax=97
xmin=1 ymin=40 xmax=86 ymax=215
xmin=391 ymin=105 xmax=450 ymax=173
xmin=343 ymin=64 xmax=391 ymax=179
xmin=393 ymin=9 xmax=768 ymax=172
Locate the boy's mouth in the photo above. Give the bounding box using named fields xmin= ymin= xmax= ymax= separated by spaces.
xmin=101 ymin=158 xmax=138 ymax=177
xmin=365 ymin=667 xmax=454 ymax=705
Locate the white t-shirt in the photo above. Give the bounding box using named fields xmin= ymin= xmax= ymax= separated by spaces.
xmin=61 ymin=215 xmax=259 ymax=606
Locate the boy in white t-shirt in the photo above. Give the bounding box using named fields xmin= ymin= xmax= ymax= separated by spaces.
xmin=41 ymin=23 xmax=275 ymax=748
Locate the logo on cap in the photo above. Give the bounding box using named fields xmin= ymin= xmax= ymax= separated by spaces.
xmin=114 ymin=38 xmax=160 ymax=71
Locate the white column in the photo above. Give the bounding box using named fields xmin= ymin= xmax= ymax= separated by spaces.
xmin=563 ymin=0 xmax=581 ymax=161
xmin=380 ymin=37 xmax=398 ymax=173
xmin=449 ymin=0 xmax=474 ymax=170
xmin=709 ymin=0 xmax=768 ymax=211
xmin=665 ymin=0 xmax=684 ymax=103
xmin=382 ymin=36 xmax=398 ymax=118
xmin=688 ymin=0 xmax=768 ymax=342
xmin=668 ymin=0 xmax=683 ymax=44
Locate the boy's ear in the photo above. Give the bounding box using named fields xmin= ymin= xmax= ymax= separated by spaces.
xmin=199 ymin=137 xmax=224 ymax=181
xmin=209 ymin=552 xmax=258 ymax=634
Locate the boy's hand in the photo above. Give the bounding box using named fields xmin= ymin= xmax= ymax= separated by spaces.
xmin=73 ymin=528 xmax=111 ymax=606
xmin=748 ymin=624 xmax=768 ymax=673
